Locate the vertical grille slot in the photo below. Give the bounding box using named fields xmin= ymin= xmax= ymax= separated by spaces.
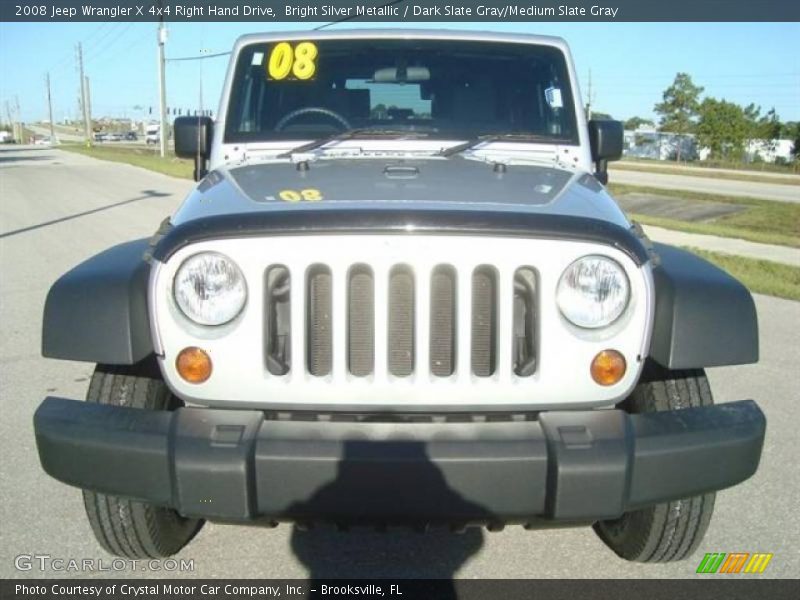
xmin=388 ymin=266 xmax=415 ymax=377
xmin=513 ymin=267 xmax=538 ymax=377
xmin=265 ymin=265 xmax=291 ymax=375
xmin=307 ymin=265 xmax=332 ymax=376
xmin=348 ymin=265 xmax=374 ymax=377
xmin=430 ymin=265 xmax=456 ymax=377
xmin=471 ymin=266 xmax=497 ymax=377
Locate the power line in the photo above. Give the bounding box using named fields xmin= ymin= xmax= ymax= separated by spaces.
xmin=83 ymin=23 xmax=134 ymax=65
xmin=83 ymin=22 xmax=113 ymax=45
xmin=166 ymin=51 xmax=230 ymax=62
xmin=47 ymin=24 xmax=124 ymax=82
xmin=85 ymin=28 xmax=150 ymax=69
xmin=83 ymin=23 xmax=124 ymax=56
xmin=595 ymin=73 xmax=800 ymax=83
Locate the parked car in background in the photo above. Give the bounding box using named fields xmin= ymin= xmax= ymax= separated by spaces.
xmin=125 ymin=131 xmax=138 ymax=141
xmin=145 ymin=124 xmax=160 ymax=145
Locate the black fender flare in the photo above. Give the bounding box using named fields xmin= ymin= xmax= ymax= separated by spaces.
xmin=41 ymin=239 xmax=153 ymax=364
xmin=649 ymin=243 xmax=758 ymax=369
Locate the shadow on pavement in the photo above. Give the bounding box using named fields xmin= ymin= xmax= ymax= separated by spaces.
xmin=0 ymin=153 xmax=53 ymax=164
xmin=0 ymin=189 xmax=171 ymax=239
xmin=287 ymin=442 xmax=489 ymax=596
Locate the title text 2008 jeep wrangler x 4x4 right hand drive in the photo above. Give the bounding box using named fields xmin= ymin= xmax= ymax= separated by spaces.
xmin=34 ymin=30 xmax=765 ymax=563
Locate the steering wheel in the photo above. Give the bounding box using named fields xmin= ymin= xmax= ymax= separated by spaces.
xmin=274 ymin=107 xmax=351 ymax=132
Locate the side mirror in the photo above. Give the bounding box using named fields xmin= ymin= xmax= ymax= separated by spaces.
xmin=174 ymin=116 xmax=214 ymax=181
xmin=588 ymin=119 xmax=623 ymax=185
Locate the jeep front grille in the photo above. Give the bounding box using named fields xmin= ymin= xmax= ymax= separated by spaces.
xmin=263 ymin=263 xmax=537 ymax=379
xmin=155 ymin=235 xmax=653 ymax=408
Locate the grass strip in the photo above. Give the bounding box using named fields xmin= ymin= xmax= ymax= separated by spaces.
xmin=684 ymin=247 xmax=800 ymax=301
xmin=620 ymin=156 xmax=799 ymax=175
xmin=60 ymin=143 xmax=194 ymax=179
xmin=610 ymin=184 xmax=800 ymax=249
xmin=612 ymin=162 xmax=800 ymax=186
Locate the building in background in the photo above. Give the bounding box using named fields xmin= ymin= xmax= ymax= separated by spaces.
xmin=623 ymin=127 xmax=698 ymax=161
xmin=623 ymin=125 xmax=794 ymax=164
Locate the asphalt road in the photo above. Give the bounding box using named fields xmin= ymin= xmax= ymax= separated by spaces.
xmin=1 ymin=145 xmax=798 ymax=579
xmin=609 ymin=166 xmax=800 ymax=203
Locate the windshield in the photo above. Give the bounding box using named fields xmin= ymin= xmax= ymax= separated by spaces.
xmin=224 ymin=38 xmax=579 ymax=145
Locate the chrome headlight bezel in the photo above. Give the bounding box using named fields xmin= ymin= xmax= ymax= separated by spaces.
xmin=556 ymin=255 xmax=631 ymax=329
xmin=173 ymin=252 xmax=247 ymax=326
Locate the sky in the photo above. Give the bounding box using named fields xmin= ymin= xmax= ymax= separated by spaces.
xmin=1 ymin=21 xmax=798 ymax=126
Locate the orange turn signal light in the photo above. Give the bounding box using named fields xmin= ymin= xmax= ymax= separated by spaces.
xmin=590 ymin=350 xmax=626 ymax=386
xmin=176 ymin=347 xmax=212 ymax=384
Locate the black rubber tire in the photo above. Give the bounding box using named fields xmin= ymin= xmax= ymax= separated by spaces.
xmin=594 ymin=362 xmax=716 ymax=563
xmin=82 ymin=360 xmax=204 ymax=558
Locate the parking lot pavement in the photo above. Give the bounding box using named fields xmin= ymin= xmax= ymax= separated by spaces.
xmin=1 ymin=146 xmax=797 ymax=578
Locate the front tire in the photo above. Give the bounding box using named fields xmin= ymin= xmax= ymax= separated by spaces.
xmin=594 ymin=363 xmax=716 ymax=562
xmin=82 ymin=360 xmax=204 ymax=558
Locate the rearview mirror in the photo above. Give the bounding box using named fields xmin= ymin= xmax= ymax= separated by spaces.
xmin=174 ymin=116 xmax=213 ymax=181
xmin=372 ymin=66 xmax=430 ymax=83
xmin=588 ymin=119 xmax=623 ymax=185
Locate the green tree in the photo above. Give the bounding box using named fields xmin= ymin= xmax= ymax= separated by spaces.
xmin=757 ymin=108 xmax=783 ymax=160
xmin=654 ymin=73 xmax=704 ymax=161
xmin=758 ymin=108 xmax=782 ymax=140
xmin=742 ymin=104 xmax=782 ymax=140
xmin=780 ymin=121 xmax=798 ymax=138
xmin=624 ymin=116 xmax=654 ymax=130
xmin=743 ymin=103 xmax=762 ymax=138
xmin=370 ymin=103 xmax=388 ymax=119
xmin=790 ymin=122 xmax=800 ymax=162
xmin=695 ymin=98 xmax=749 ymax=160
xmin=739 ymin=105 xmax=783 ymax=162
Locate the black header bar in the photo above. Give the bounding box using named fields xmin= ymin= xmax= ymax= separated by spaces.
xmin=3 ymin=579 xmax=800 ymax=600
xmin=2 ymin=1 xmax=799 ymax=22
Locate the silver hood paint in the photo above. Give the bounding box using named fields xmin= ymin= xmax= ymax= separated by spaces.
xmin=170 ymin=158 xmax=631 ymax=228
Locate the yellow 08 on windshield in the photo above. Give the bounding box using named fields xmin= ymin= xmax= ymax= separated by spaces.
xmin=267 ymin=42 xmax=318 ymax=81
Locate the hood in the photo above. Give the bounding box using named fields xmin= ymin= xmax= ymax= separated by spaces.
xmin=171 ymin=158 xmax=630 ymax=228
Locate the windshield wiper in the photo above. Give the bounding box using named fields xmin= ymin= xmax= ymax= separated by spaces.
xmin=437 ymin=133 xmax=571 ymax=157
xmin=276 ymin=128 xmax=430 ymax=159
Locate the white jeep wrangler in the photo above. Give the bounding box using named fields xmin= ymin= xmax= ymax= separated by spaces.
xmin=35 ymin=30 xmax=764 ymax=563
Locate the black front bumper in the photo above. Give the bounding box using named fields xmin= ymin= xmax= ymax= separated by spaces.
xmin=34 ymin=397 xmax=765 ymax=524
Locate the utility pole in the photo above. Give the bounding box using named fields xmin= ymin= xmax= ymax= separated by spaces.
xmin=46 ymin=72 xmax=56 ymax=143
xmin=85 ymin=76 xmax=92 ymax=127
xmin=5 ymin=100 xmax=16 ymax=143
xmin=14 ymin=96 xmax=22 ymax=143
xmin=77 ymin=43 xmax=91 ymax=145
xmin=157 ymin=18 xmax=168 ymax=158
xmin=585 ymin=69 xmax=593 ymax=121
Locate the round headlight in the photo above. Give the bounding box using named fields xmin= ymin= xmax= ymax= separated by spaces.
xmin=173 ymin=252 xmax=247 ymax=325
xmin=556 ymin=256 xmax=630 ymax=328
